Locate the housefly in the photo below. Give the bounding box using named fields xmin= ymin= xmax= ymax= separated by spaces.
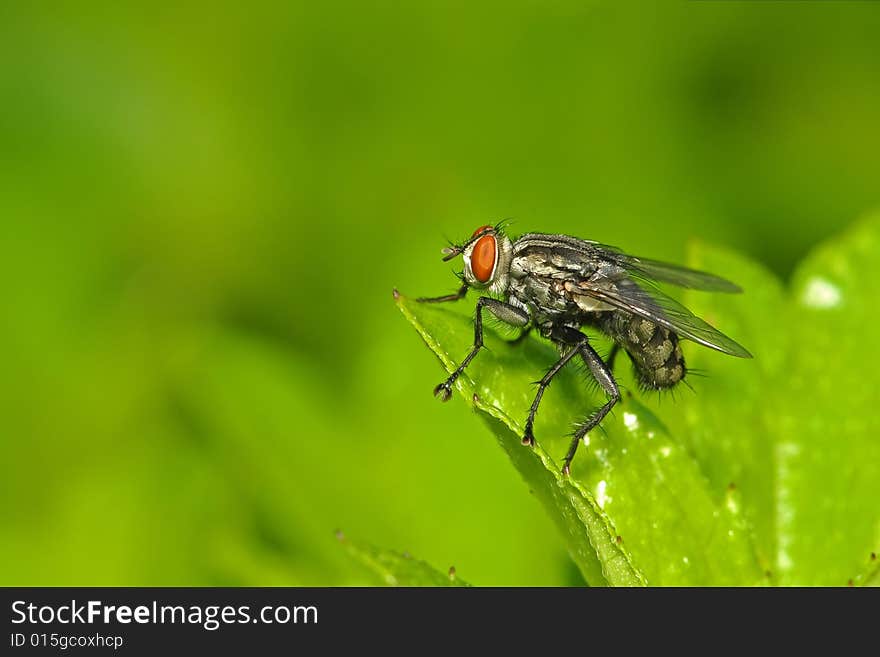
xmin=415 ymin=222 xmax=752 ymax=475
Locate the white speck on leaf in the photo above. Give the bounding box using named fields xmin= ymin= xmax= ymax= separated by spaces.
xmin=596 ymin=480 xmax=610 ymax=509
xmin=801 ymin=276 xmax=842 ymax=309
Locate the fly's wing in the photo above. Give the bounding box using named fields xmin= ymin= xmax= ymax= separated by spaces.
xmin=615 ymin=255 xmax=742 ymax=293
xmin=592 ymin=245 xmax=742 ymax=293
xmin=571 ymin=275 xmax=753 ymax=358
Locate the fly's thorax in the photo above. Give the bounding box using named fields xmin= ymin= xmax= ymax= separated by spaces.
xmin=462 ymin=231 xmax=513 ymax=295
xmin=509 ymin=233 xmax=605 ymax=279
xmin=598 ymin=312 xmax=686 ymax=389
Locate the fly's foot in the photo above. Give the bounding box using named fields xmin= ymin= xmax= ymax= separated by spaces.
xmin=433 ymin=381 xmax=453 ymax=402
xmin=561 ymin=462 xmax=572 ymax=477
xmin=521 ymin=427 xmax=536 ymax=447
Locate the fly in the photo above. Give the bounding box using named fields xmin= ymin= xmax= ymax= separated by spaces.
xmin=414 ymin=222 xmax=752 ymax=475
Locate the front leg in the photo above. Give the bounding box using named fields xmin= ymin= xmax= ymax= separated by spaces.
xmin=417 ymin=284 xmax=468 ymax=303
xmin=434 ymin=297 xmax=530 ymax=401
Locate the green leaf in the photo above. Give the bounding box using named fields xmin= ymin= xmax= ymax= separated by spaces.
xmin=339 ymin=534 xmax=469 ymax=587
xmin=665 ymin=214 xmax=880 ymax=586
xmin=396 ymin=212 xmax=880 ymax=586
xmin=780 ymin=216 xmax=880 ymax=585
xmin=653 ymin=243 xmax=787 ymax=577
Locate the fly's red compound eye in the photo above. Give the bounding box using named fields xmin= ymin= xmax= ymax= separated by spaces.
xmin=472 ymin=225 xmax=493 ymax=237
xmin=471 ymin=232 xmax=497 ymax=283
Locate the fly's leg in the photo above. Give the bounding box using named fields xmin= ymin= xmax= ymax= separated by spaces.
xmin=521 ymin=335 xmax=587 ymax=447
xmin=562 ymin=338 xmax=621 ymax=476
xmin=433 ymin=297 xmax=530 ymax=402
xmin=417 ymin=284 xmax=468 ymax=303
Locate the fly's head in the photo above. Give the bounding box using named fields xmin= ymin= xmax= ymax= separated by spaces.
xmin=442 ymin=223 xmax=513 ymax=295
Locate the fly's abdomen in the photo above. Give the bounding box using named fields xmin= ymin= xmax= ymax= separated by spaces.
xmin=598 ymin=312 xmax=685 ymax=389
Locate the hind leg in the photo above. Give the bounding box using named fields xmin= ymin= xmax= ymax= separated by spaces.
xmin=543 ymin=327 xmax=621 ymax=475
xmin=521 ymin=331 xmax=588 ymax=447
xmin=560 ymin=332 xmax=621 ymax=476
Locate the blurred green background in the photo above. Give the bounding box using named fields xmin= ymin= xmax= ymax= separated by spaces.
xmin=1 ymin=2 xmax=878 ymax=586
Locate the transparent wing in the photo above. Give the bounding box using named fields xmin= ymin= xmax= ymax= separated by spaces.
xmin=571 ymin=277 xmax=753 ymax=358
xmin=597 ymin=247 xmax=742 ymax=293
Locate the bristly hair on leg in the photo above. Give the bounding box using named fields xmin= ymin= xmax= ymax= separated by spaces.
xmin=483 ymin=312 xmax=523 ymax=342
xmin=532 ymin=359 xmax=565 ymax=388
xmin=592 ymin=411 xmax=613 ymax=440
xmin=570 ymin=405 xmax=613 ymax=439
xmin=571 ymin=357 xmax=604 ymax=396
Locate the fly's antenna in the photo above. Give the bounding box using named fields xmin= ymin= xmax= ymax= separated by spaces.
xmin=440 ymin=233 xmax=464 ymax=260
xmin=441 ymin=244 xmax=463 ymax=261
xmin=443 ymin=224 xmax=498 ymax=261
